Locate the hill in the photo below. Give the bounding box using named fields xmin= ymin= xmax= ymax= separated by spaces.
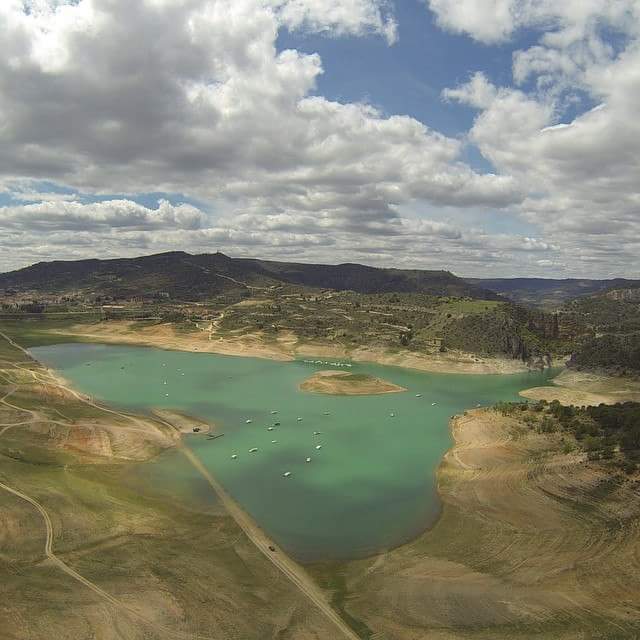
xmin=467 ymin=277 xmax=640 ymax=308
xmin=0 ymin=252 xmax=500 ymax=301
xmin=562 ymin=287 xmax=640 ymax=374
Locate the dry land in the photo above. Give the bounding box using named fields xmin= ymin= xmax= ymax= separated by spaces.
xmin=3 ymin=316 xmax=639 ymax=639
xmin=311 ymin=407 xmax=640 ymax=639
xmin=299 ymin=371 xmax=407 ymax=396
xmin=51 ymin=319 xmax=531 ymax=375
xmin=151 ymin=409 xmax=212 ymax=434
xmin=0 ymin=326 xmax=357 ymax=640
xmin=521 ymin=368 xmax=640 ymax=406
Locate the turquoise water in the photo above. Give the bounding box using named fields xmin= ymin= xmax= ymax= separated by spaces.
xmin=31 ymin=343 xmax=555 ymax=562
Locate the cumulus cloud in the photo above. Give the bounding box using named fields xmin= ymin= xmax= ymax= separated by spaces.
xmin=426 ymin=0 xmax=640 ymax=46
xmin=437 ymin=1 xmax=640 ymax=277
xmin=427 ymin=0 xmax=515 ymax=44
xmin=0 ymin=196 xmax=564 ymax=277
xmin=268 ymin=0 xmax=398 ymax=43
xmin=0 ymin=1 xmax=518 ymax=212
xmin=0 ymin=199 xmax=208 ymax=231
xmin=0 ymin=0 xmax=638 ymax=278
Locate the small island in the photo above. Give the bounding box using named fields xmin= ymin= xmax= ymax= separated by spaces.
xmin=299 ymin=370 xmax=407 ymax=395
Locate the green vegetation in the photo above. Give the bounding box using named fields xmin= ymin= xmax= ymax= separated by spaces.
xmin=4 ymin=251 xmax=640 ymax=373
xmin=440 ymin=304 xmax=567 ymax=363
xmin=0 ymin=317 xmax=101 ymax=347
xmin=0 ymin=250 xmax=499 ymax=301
xmin=569 ymin=332 xmax=640 ymax=374
xmin=558 ymin=288 xmax=640 ymax=374
xmin=495 ymin=399 xmax=640 ymax=472
xmin=334 ymin=373 xmax=370 ymax=382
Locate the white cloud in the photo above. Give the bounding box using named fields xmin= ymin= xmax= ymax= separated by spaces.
xmin=0 ymin=0 xmax=638 ymax=278
xmin=0 ymin=197 xmax=567 ymax=277
xmin=0 ymin=0 xmax=519 ymax=246
xmin=442 ymin=72 xmax=498 ymax=109
xmin=427 ymin=0 xmax=515 ymax=44
xmin=268 ymin=0 xmax=398 ymax=44
xmin=437 ymin=1 xmax=640 ymax=277
xmin=0 ymin=199 xmax=207 ymax=231
xmin=426 ymin=0 xmax=640 ymax=45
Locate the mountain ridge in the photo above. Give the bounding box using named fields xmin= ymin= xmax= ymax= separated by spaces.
xmin=0 ymin=251 xmax=501 ymax=301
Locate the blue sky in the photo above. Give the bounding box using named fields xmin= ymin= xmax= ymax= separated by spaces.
xmin=279 ymin=3 xmax=514 ymax=142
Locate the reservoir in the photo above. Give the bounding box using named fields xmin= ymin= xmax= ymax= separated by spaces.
xmin=31 ymin=343 xmax=555 ymax=562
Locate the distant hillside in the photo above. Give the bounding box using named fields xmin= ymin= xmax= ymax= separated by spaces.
xmin=568 ymin=333 xmax=640 ymax=375
xmin=562 ymin=287 xmax=640 ymax=375
xmin=0 ymin=252 xmax=500 ymax=301
xmin=467 ymin=277 xmax=640 ymax=308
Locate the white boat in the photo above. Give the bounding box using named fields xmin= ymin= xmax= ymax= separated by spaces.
xmin=231 ymin=454 xmax=238 ymax=460
xmin=390 ymin=412 xmax=395 ymax=417
xmin=315 ymin=444 xmax=322 ymax=450
xmin=283 ymin=471 xmax=292 ymax=478
xmin=271 ymin=440 xmax=278 ymax=444
xmin=323 ymin=412 xmax=330 ymax=416
xmin=163 ymin=381 xmax=167 ymax=385
xmin=249 ymin=447 xmax=258 ymax=453
xmin=267 ymin=427 xmax=275 ymax=431
xmin=245 ymin=419 xmax=253 ymax=424
xmin=416 ymin=393 xmax=422 ymax=397
xmin=432 ymin=402 xmax=437 ymax=406
xmin=313 ymin=431 xmax=321 ymax=435
xmin=305 ymin=457 xmax=312 ymax=463
xmin=165 ymin=393 xmax=169 ymax=397
xmin=297 ymin=417 xmax=303 ymax=422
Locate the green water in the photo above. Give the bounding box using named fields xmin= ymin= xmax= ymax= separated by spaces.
xmin=31 ymin=343 xmax=556 ymax=562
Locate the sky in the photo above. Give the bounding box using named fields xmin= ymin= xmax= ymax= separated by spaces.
xmin=1 ymin=0 xmax=639 ymax=278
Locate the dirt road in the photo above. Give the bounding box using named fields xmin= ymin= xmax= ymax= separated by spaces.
xmin=178 ymin=444 xmax=361 ymax=640
xmin=0 ymin=480 xmax=218 ymax=639
xmin=0 ymin=329 xmax=361 ymax=640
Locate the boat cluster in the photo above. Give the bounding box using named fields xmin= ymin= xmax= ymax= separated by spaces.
xmin=302 ymin=359 xmax=352 ymax=368
xmin=230 ymin=411 xmax=328 ymax=478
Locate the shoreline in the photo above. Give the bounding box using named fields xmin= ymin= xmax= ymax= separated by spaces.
xmin=299 ymin=370 xmax=407 ymax=396
xmin=331 ymin=405 xmax=640 ymax=637
xmin=7 ymin=333 xmax=359 ymax=639
xmin=519 ymin=367 xmax=640 ymax=405
xmin=49 ymin=320 xmax=548 ymax=376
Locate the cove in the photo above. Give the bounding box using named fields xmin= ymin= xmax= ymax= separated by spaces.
xmin=31 ymin=343 xmax=556 ymax=563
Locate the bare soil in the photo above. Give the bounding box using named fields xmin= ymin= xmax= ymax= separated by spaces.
xmin=299 ymin=371 xmax=407 ymax=396
xmin=521 ymin=368 xmax=640 ymax=405
xmin=315 ymin=408 xmax=640 ymax=639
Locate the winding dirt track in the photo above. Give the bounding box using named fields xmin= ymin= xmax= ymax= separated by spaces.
xmin=0 ymin=480 xmax=220 ymax=639
xmin=0 ymin=330 xmax=360 ymax=640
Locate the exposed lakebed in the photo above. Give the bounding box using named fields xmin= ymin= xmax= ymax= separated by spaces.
xmin=31 ymin=343 xmax=555 ymax=562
